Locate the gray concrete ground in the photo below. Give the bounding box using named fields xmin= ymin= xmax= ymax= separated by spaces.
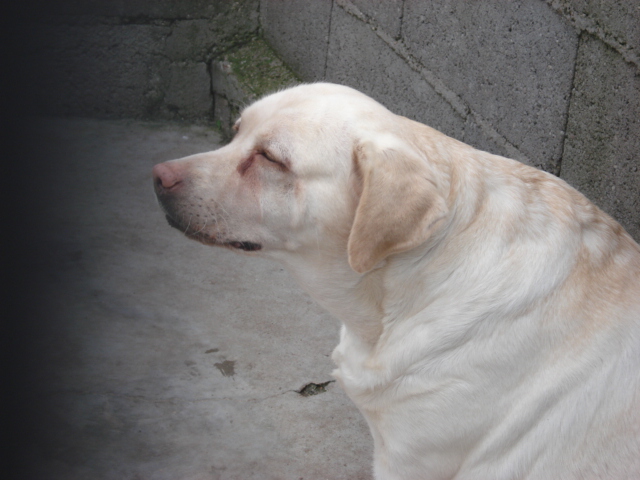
xmin=27 ymin=118 xmax=372 ymax=480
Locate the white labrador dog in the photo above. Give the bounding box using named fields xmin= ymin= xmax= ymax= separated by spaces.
xmin=153 ymin=83 xmax=640 ymax=479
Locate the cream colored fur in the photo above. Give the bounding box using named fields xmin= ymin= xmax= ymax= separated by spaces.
xmin=153 ymin=83 xmax=640 ymax=479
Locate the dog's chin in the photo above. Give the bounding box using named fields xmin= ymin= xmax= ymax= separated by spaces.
xmin=164 ymin=215 xmax=262 ymax=252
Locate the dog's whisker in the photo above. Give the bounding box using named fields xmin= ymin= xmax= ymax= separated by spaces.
xmin=193 ymin=218 xmax=208 ymax=235
xmin=183 ymin=215 xmax=192 ymax=235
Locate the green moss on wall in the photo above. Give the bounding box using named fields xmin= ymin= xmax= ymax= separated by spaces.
xmin=226 ymin=37 xmax=300 ymax=98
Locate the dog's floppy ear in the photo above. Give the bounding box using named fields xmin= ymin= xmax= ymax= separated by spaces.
xmin=348 ymin=138 xmax=449 ymax=274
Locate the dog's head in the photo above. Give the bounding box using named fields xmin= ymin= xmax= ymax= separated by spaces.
xmin=153 ymin=83 xmax=450 ymax=273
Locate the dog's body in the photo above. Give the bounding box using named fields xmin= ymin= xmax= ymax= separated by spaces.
xmin=153 ymin=83 xmax=640 ymax=479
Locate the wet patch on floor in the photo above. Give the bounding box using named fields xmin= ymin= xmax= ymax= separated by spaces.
xmin=214 ymin=360 xmax=236 ymax=377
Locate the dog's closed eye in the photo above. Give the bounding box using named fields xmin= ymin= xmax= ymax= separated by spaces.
xmin=258 ymin=151 xmax=278 ymax=164
xmin=238 ymin=150 xmax=287 ymax=175
xmin=257 ymin=150 xmax=288 ymax=170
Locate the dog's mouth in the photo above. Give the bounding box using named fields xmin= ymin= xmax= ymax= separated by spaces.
xmin=223 ymin=240 xmax=262 ymax=251
xmin=164 ymin=214 xmax=262 ymax=252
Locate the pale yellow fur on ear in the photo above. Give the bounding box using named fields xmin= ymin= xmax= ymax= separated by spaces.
xmin=347 ymin=139 xmax=449 ymax=274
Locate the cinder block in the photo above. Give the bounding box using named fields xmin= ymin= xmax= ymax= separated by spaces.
xmin=36 ymin=23 xmax=214 ymax=121
xmin=39 ymin=2 xmax=258 ymax=61
xmin=164 ymin=20 xmax=219 ymax=62
xmin=213 ymin=94 xmax=234 ymax=139
xmin=402 ymin=0 xmax=578 ymax=172
xmin=40 ymin=0 xmax=258 ymax=21
xmin=462 ymin=117 xmax=520 ymax=162
xmin=560 ymin=36 xmax=640 ymax=241
xmin=325 ymin=6 xmax=466 ymax=141
xmin=350 ymin=0 xmax=403 ymax=39
xmin=121 ymin=0 xmax=257 ymax=19
xmin=260 ymin=0 xmax=332 ymax=80
xmin=205 ymin=2 xmax=261 ymax=58
xmin=547 ymin=0 xmax=640 ymax=60
xmin=37 ymin=24 xmax=169 ymax=118
xmin=211 ymin=37 xmax=300 ymax=137
xmin=162 ymin=62 xmax=212 ymax=119
xmin=32 ymin=0 xmax=259 ymax=121
xmin=162 ymin=9 xmax=260 ymax=62
xmin=212 ymin=61 xmax=253 ymax=107
xmin=211 ymin=60 xmax=250 ymax=138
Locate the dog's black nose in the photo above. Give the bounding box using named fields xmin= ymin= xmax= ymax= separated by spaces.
xmin=152 ymin=162 xmax=181 ymax=192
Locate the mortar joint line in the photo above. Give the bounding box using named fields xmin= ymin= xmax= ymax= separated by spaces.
xmin=323 ymin=0 xmax=336 ymax=79
xmin=398 ymin=0 xmax=406 ymax=41
xmin=555 ymin=30 xmax=582 ymax=178
xmin=545 ymin=0 xmax=639 ymax=71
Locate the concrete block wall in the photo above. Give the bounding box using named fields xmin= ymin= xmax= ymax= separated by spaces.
xmin=26 ymin=0 xmax=638 ymax=240
xmin=260 ymin=0 xmax=640 ymax=241
xmin=31 ymin=0 xmax=260 ymax=121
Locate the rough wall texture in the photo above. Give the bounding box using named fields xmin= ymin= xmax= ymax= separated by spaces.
xmin=28 ymin=0 xmax=639 ymax=240
xmin=260 ymin=0 xmax=640 ymax=241
xmin=32 ymin=0 xmax=260 ymax=121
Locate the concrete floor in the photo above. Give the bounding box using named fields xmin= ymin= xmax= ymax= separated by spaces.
xmin=24 ymin=118 xmax=372 ymax=479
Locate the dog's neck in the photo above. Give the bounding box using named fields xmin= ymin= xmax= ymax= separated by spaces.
xmin=274 ymin=248 xmax=387 ymax=346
